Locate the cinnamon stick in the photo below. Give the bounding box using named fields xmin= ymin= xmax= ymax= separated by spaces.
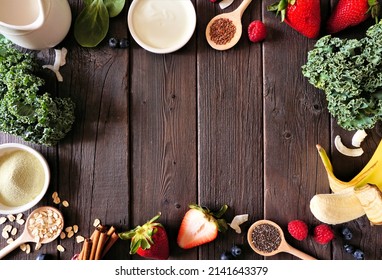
xmin=89 ymin=228 xmax=101 ymax=260
xmin=106 ymin=226 xmax=116 ymax=236
xmin=101 ymin=232 xmax=119 ymax=258
xmin=95 ymin=231 xmax=108 ymax=260
xmin=79 ymin=238 xmax=92 ymax=260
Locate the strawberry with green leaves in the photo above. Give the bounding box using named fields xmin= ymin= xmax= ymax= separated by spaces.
xmin=326 ymin=0 xmax=380 ymax=34
xmin=268 ymin=0 xmax=321 ymax=39
xmin=119 ymin=213 xmax=169 ymax=260
xmin=177 ymin=204 xmax=228 ymax=249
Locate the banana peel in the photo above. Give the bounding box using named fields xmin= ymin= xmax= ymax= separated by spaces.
xmin=354 ymin=183 xmax=382 ymax=225
xmin=316 ymin=140 xmax=382 ymax=193
xmin=310 ymin=140 xmax=382 ymax=225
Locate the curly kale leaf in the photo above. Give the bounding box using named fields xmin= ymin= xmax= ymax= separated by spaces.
xmin=0 ymin=36 xmax=75 ymax=146
xmin=302 ymin=21 xmax=382 ymax=131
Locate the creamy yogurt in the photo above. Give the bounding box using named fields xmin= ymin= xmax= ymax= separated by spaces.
xmin=128 ymin=0 xmax=196 ymax=52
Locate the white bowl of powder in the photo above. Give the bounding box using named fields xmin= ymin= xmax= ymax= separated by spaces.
xmin=0 ymin=143 xmax=50 ymax=214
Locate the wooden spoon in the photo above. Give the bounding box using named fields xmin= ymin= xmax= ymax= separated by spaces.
xmin=247 ymin=219 xmax=317 ymax=260
xmin=205 ymin=0 xmax=252 ymax=50
xmin=0 ymin=206 xmax=64 ymax=259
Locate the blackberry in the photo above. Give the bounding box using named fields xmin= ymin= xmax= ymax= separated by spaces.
xmin=341 ymin=227 xmax=353 ymax=240
xmin=353 ymin=249 xmax=365 ymax=260
xmin=343 ymin=244 xmax=355 ymax=254
xmin=231 ymin=245 xmax=242 ymax=257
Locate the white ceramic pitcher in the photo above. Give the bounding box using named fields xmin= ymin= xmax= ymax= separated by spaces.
xmin=0 ymin=0 xmax=72 ymax=50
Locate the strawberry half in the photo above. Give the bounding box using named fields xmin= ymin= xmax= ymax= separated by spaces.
xmin=177 ymin=204 xmax=228 ymax=249
xmin=268 ymin=0 xmax=321 ymax=39
xmin=118 ymin=213 xmax=169 ymax=260
xmin=326 ymin=0 xmax=380 ymax=34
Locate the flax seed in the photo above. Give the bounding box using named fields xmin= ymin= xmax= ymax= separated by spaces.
xmin=209 ymin=18 xmax=236 ymax=45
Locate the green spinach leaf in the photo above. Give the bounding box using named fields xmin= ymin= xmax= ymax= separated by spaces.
xmin=104 ymin=0 xmax=125 ymax=18
xmin=74 ymin=0 xmax=109 ymax=47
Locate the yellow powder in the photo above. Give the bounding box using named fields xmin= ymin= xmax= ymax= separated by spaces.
xmin=0 ymin=150 xmax=45 ymax=207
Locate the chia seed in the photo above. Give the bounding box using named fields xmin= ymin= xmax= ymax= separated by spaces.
xmin=209 ymin=18 xmax=236 ymax=45
xmin=251 ymin=223 xmax=282 ymax=253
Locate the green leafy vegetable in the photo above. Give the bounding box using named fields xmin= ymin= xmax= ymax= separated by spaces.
xmin=74 ymin=0 xmax=126 ymax=47
xmin=302 ymin=21 xmax=382 ymax=131
xmin=104 ymin=0 xmax=125 ymax=17
xmin=0 ymin=36 xmax=75 ymax=146
xmin=74 ymin=0 xmax=109 ymax=47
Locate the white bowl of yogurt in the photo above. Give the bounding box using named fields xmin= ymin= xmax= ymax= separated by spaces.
xmin=128 ymin=0 xmax=197 ymax=54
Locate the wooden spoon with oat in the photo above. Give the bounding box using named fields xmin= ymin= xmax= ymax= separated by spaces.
xmin=0 ymin=206 xmax=63 ymax=259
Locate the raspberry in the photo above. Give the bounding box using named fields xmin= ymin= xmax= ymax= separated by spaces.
xmin=313 ymin=224 xmax=334 ymax=244
xmin=248 ymin=20 xmax=267 ymax=43
xmin=287 ymin=220 xmax=308 ymax=241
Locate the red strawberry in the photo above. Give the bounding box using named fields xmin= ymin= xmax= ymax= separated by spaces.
xmin=287 ymin=220 xmax=308 ymax=241
xmin=118 ymin=213 xmax=169 ymax=260
xmin=327 ymin=0 xmax=380 ymax=34
xmin=248 ymin=20 xmax=267 ymax=43
xmin=267 ymin=0 xmax=321 ymax=39
xmin=313 ymin=224 xmax=335 ymax=245
xmin=177 ymin=204 xmax=228 ymax=249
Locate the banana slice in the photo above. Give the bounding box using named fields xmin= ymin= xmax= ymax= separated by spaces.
xmin=335 ymin=135 xmax=364 ymax=157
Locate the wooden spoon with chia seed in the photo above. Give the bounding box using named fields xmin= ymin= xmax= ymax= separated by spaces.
xmin=247 ymin=219 xmax=317 ymax=260
xmin=205 ymin=0 xmax=252 ymax=51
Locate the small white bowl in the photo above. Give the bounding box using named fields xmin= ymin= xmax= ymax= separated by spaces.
xmin=0 ymin=143 xmax=50 ymax=214
xmin=127 ymin=0 xmax=196 ymax=54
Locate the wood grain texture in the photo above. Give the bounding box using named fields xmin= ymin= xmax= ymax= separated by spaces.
xmin=197 ymin=0 xmax=264 ymax=260
xmin=262 ymin=0 xmax=331 ymax=260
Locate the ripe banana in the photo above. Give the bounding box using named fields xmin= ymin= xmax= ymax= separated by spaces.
xmin=310 ymin=188 xmax=365 ymax=225
xmin=316 ymin=139 xmax=382 ymax=193
xmin=354 ymin=183 xmax=382 ymax=225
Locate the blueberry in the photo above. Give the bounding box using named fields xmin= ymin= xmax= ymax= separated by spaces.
xmin=353 ymin=249 xmax=365 ymax=260
xmin=220 ymin=251 xmax=233 ymax=260
xmin=341 ymin=227 xmax=353 ymax=240
xmin=108 ymin=37 xmax=119 ymax=48
xmin=231 ymin=245 xmax=242 ymax=257
xmin=119 ymin=38 xmax=129 ymax=48
xmin=343 ymin=244 xmax=355 ymax=254
xmin=36 ymin=253 xmax=54 ymax=260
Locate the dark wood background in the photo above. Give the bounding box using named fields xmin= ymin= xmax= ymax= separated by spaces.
xmin=1 ymin=0 xmax=382 ymax=260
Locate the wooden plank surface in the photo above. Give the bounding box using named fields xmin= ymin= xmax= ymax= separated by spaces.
xmin=0 ymin=0 xmax=382 ymax=261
